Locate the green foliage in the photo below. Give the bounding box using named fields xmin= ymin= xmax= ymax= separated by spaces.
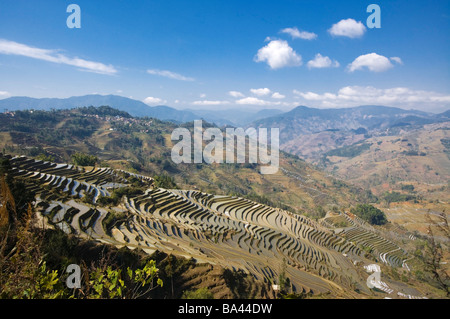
xmin=97 ymin=186 xmax=144 ymax=206
xmin=71 ymin=152 xmax=98 ymax=166
xmin=21 ymin=262 xmax=66 ymax=299
xmin=401 ymin=184 xmax=415 ymax=192
xmin=181 ymin=287 xmax=214 ymax=299
xmin=36 ymin=153 xmax=55 ymax=162
xmin=350 ymin=204 xmax=388 ymax=225
xmin=89 ymin=266 xmax=125 ymax=299
xmin=153 ymin=175 xmax=178 ymax=189
xmin=102 ymin=211 xmax=128 ymax=236
xmin=402 ymin=150 xmax=426 ymax=156
xmin=78 ymin=105 xmax=132 ymax=118
xmin=87 ymin=260 xmax=163 ymax=299
xmin=326 ymin=143 xmax=371 ymax=158
xmin=82 ymin=191 xmax=95 ymax=204
xmin=310 ymin=206 xmax=327 ymax=220
xmin=383 ymin=191 xmax=417 ymax=204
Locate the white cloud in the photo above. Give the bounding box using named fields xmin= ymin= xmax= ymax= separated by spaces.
xmin=280 ymin=27 xmax=317 ymax=40
xmin=250 ymin=88 xmax=271 ymax=96
xmin=307 ymin=53 xmax=340 ymax=69
xmin=328 ymin=19 xmax=366 ymax=38
xmin=199 ymin=93 xmax=206 ymax=98
xmin=0 ymin=39 xmax=117 ymax=75
xmin=0 ymin=91 xmax=11 ymax=99
xmin=390 ymin=57 xmax=403 ymax=65
xmin=235 ymin=97 xmax=273 ymax=106
xmin=228 ymin=91 xmax=245 ymax=98
xmin=254 ymin=39 xmax=302 ymax=69
xmin=293 ymin=86 xmax=450 ymax=109
xmin=271 ymin=92 xmax=285 ymax=99
xmin=347 ymin=53 xmax=394 ymax=72
xmin=143 ymin=96 xmax=167 ymax=105
xmin=147 ymin=69 xmax=194 ymax=81
xmin=192 ymin=100 xmax=230 ymax=106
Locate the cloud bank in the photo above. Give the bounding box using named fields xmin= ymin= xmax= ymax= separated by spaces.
xmin=0 ymin=39 xmax=117 ymax=75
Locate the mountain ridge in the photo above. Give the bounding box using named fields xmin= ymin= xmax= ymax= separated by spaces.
xmin=1 ymin=95 xmax=448 ymax=128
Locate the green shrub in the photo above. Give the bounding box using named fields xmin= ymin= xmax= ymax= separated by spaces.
xmin=181 ymin=287 xmax=214 ymax=299
xmin=71 ymin=152 xmax=98 ymax=166
xmin=350 ymin=204 xmax=387 ymax=225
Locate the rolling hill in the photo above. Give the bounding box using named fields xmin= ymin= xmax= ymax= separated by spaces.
xmin=0 ymin=106 xmax=369 ymax=214
xmin=0 ymin=106 xmax=448 ymax=298
xmin=0 ymin=95 xmax=200 ymax=123
xmin=0 ymin=95 xmax=284 ymax=126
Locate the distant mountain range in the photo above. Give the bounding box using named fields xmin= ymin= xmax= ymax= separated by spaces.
xmin=251 ymin=104 xmax=449 ymax=142
xmin=0 ymin=94 xmax=283 ymax=126
xmin=0 ymin=95 xmax=201 ymax=123
xmin=0 ymin=94 xmax=448 ymax=132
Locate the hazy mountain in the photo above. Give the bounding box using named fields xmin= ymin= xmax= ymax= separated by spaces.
xmin=186 ymin=108 xmax=285 ymax=126
xmin=438 ymin=109 xmax=450 ymax=119
xmin=251 ymin=105 xmax=443 ymax=141
xmin=0 ymin=95 xmax=199 ymax=123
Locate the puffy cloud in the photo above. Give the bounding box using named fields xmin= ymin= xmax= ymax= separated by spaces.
xmin=271 ymin=92 xmax=285 ymax=99
xmin=250 ymin=88 xmax=271 ymax=96
xmin=307 ymin=53 xmax=340 ymax=69
xmin=254 ymin=39 xmax=302 ymax=69
xmin=328 ymin=19 xmax=366 ymax=38
xmin=280 ymin=27 xmax=317 ymax=40
xmin=293 ymin=86 xmax=450 ymax=109
xmin=347 ymin=53 xmax=394 ymax=72
xmin=228 ymin=91 xmax=245 ymax=98
xmin=147 ymin=69 xmax=194 ymax=81
xmin=143 ymin=96 xmax=167 ymax=105
xmin=0 ymin=39 xmax=117 ymax=75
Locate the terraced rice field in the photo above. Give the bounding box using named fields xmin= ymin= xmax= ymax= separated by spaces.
xmin=322 ymin=212 xmax=410 ymax=268
xmin=2 ymin=154 xmax=417 ymax=296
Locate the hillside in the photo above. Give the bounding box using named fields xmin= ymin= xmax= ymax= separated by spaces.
xmin=251 ymin=105 xmax=449 ymax=161
xmin=0 ymin=153 xmax=435 ymax=298
xmin=0 ymin=107 xmax=373 ymax=214
xmin=0 ymin=95 xmax=199 ymax=123
xmin=321 ymin=122 xmax=450 ymax=195
xmin=0 ymin=106 xmax=448 ymax=298
xmin=250 ymin=105 xmax=450 ymax=233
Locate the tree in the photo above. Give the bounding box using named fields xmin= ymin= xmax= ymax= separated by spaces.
xmin=71 ymin=152 xmax=98 ymax=166
xmin=350 ymin=204 xmax=387 ymax=225
xmin=418 ymin=212 xmax=450 ymax=296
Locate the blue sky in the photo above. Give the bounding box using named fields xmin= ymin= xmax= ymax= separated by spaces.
xmin=0 ymin=0 xmax=449 ymax=112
